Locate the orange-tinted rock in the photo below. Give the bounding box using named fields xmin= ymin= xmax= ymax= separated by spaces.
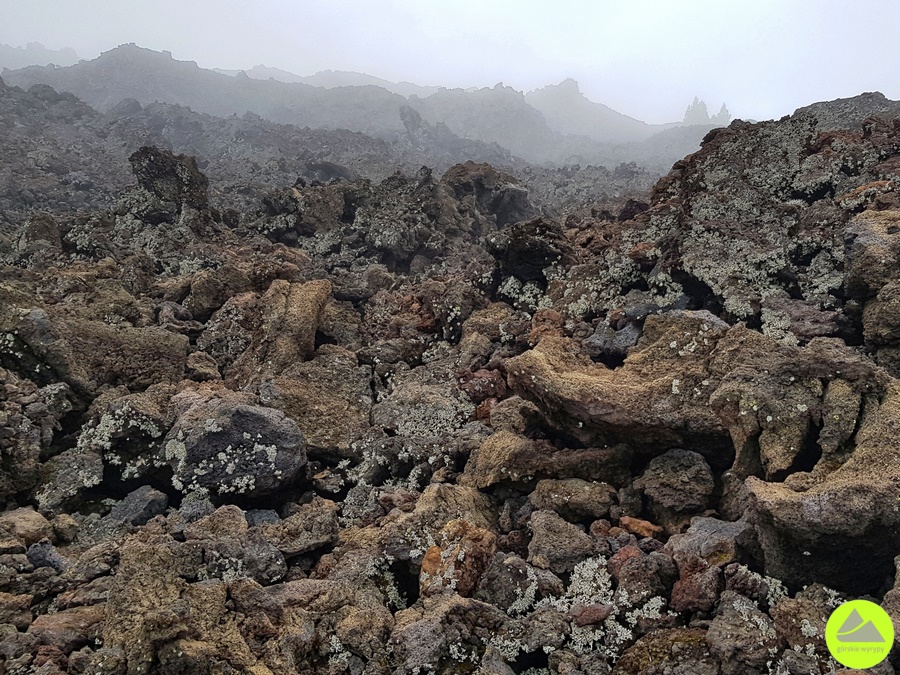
xmin=619 ymin=516 xmax=663 ymax=539
xmin=27 ymin=604 xmax=106 ymax=654
xmin=0 ymin=591 xmax=32 ymax=630
xmin=419 ymin=519 xmax=497 ymax=597
xmin=0 ymin=507 xmax=54 ymax=546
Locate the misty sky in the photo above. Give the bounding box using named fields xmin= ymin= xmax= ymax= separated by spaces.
xmin=2 ymin=0 xmax=898 ymax=124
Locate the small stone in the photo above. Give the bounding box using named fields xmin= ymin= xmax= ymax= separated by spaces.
xmin=570 ymin=602 xmax=614 ymax=627
xmin=670 ymin=564 xmax=723 ymax=613
xmin=419 ymin=520 xmax=497 ymax=597
xmin=617 ymin=485 xmax=643 ymax=518
xmin=616 ymin=628 xmax=719 ymax=674
xmin=260 ymin=497 xmax=339 ymax=556
xmin=311 ymin=468 xmax=344 ymax=494
xmin=634 ymin=449 xmax=714 ymax=534
xmin=69 ymin=647 xmax=127 ymax=674
xmin=26 ymin=604 xmax=105 ymax=655
xmin=615 ymin=551 xmax=677 ymax=606
xmin=33 ymin=643 xmax=68 ymax=671
xmin=55 ymin=576 xmax=114 ymax=610
xmin=707 ymin=591 xmax=780 ymax=671
xmin=97 ymin=485 xmax=168 ymax=535
xmin=0 ymin=508 xmax=54 ymax=546
xmin=186 ymin=350 xmax=221 ymax=381
xmin=608 ymin=545 xmax=644 ymax=579
xmin=167 ymin=497 xmax=215 ymax=536
xmin=183 ymin=504 xmax=248 ymax=540
xmin=26 ymin=540 xmax=69 ymax=574
xmin=35 ymin=447 xmax=106 ymax=515
xmin=463 ymin=430 xmax=631 ymax=489
xmin=529 ymin=478 xmax=615 ymax=521
xmin=480 ymin=645 xmax=516 ymax=675
xmin=589 ymin=519 xmax=612 ymax=538
xmin=619 ymin=516 xmax=663 ymax=539
xmin=50 ymin=515 xmax=79 ymax=544
xmin=377 ymin=489 xmax=419 ymax=513
xmin=0 ymin=629 xmax=38 ymax=664
xmin=0 ymin=535 xmax=25 ymax=555
xmin=162 ymin=389 xmax=307 ymax=497
xmin=245 ymin=509 xmax=280 ymax=527
xmin=527 ymin=510 xmax=596 ymax=574
xmin=664 ymin=516 xmax=753 ymax=570
xmin=638 ymin=537 xmax=665 ymax=554
xmin=0 ymin=592 xmax=33 ymax=630
xmin=474 ymin=553 xmax=564 ymax=613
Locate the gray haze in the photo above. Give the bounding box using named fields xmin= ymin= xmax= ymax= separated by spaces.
xmin=2 ymin=0 xmax=899 ymax=124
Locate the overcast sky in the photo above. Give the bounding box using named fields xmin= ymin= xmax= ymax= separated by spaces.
xmin=2 ymin=0 xmax=898 ymax=124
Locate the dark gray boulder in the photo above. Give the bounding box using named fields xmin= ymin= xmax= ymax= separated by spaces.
xmin=162 ymin=391 xmax=306 ymax=498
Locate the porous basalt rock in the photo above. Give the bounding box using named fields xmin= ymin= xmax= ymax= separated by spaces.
xmin=1 ymin=307 xmax=188 ymax=396
xmin=229 ymin=278 xmax=332 ymax=385
xmin=505 ymin=311 xmax=732 ymax=453
xmin=128 ymin=146 xmax=210 ymax=212
xmin=527 ymin=510 xmax=597 ymax=574
xmin=257 ymin=346 xmax=373 ymax=458
xmin=746 ymin=382 xmax=900 ymax=594
xmin=162 ymin=389 xmax=307 ymax=497
xmin=419 ymin=519 xmax=498 ymax=597
xmin=462 ymin=430 xmax=632 ymax=489
xmin=529 ymin=478 xmax=616 ymax=521
xmin=633 ymin=449 xmax=714 ymax=534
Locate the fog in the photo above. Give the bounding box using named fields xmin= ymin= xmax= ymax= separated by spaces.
xmin=2 ymin=0 xmax=899 ymax=124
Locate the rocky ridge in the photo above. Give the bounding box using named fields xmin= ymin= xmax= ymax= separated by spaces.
xmin=0 ymin=92 xmax=899 ymax=674
xmin=2 ymin=44 xmax=715 ymax=169
xmin=0 ymin=76 xmax=658 ymax=250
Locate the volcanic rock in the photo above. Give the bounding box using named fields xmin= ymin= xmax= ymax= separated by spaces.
xmin=0 ymin=507 xmax=54 ymax=547
xmin=527 ymin=510 xmax=596 ymax=574
xmin=0 ymin=75 xmax=899 ymax=673
xmin=529 ymin=478 xmax=616 ymax=521
xmin=706 ymin=591 xmax=780 ymax=674
xmin=162 ymin=388 xmax=307 ymax=497
xmin=633 ymin=449 xmax=714 ymax=534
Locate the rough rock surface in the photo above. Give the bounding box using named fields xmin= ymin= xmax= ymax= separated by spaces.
xmin=0 ymin=87 xmax=900 ymax=673
xmin=0 ymin=74 xmax=657 ymax=250
xmin=162 ymin=389 xmax=307 ymax=497
xmin=633 ymin=449 xmax=714 ymax=534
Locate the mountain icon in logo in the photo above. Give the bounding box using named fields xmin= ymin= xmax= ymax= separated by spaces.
xmin=826 ymin=599 xmax=894 ymax=668
xmin=836 ymin=608 xmax=886 ymax=643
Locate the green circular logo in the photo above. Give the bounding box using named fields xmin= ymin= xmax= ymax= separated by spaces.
xmin=825 ymin=599 xmax=894 ymax=669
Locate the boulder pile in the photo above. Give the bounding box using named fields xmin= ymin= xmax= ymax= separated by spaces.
xmin=1 ymin=98 xmax=900 ymax=673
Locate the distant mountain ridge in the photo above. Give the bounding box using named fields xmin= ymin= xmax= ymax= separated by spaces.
xmin=525 ymin=78 xmax=671 ymax=143
xmin=2 ymin=43 xmax=411 ymax=136
xmin=0 ymin=75 xmax=659 ymax=245
xmin=0 ymin=42 xmax=80 ymax=70
xmin=213 ymin=65 xmax=442 ymax=98
xmin=2 ymin=43 xmax=725 ymax=170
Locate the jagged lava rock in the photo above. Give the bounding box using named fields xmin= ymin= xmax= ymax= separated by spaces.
xmin=747 ymin=381 xmax=900 ymax=594
xmin=462 ymin=430 xmax=632 ymax=489
xmin=633 ymin=449 xmax=714 ymax=534
xmin=162 ymin=388 xmax=306 ymax=497
xmin=129 ymin=145 xmax=209 ymax=211
xmin=505 ymin=311 xmax=732 ymax=453
xmin=527 ymin=510 xmax=596 ymax=574
xmin=529 ymin=478 xmax=616 ymax=521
